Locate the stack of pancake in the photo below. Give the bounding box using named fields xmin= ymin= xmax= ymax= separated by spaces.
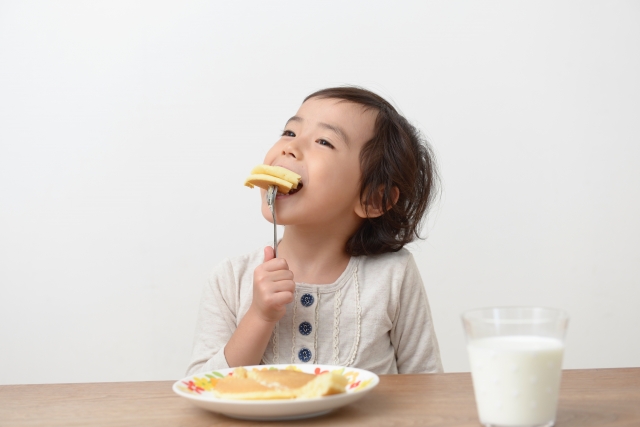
xmin=212 ymin=367 xmax=348 ymax=400
xmin=244 ymin=165 xmax=302 ymax=194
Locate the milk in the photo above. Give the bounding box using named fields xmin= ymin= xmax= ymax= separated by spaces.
xmin=467 ymin=336 xmax=564 ymax=426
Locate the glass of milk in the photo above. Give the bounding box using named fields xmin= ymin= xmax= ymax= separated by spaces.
xmin=462 ymin=307 xmax=569 ymax=427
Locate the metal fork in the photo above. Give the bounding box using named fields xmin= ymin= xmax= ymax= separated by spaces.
xmin=266 ymin=185 xmax=278 ymax=257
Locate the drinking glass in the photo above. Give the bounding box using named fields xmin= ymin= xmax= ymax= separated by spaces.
xmin=462 ymin=307 xmax=569 ymax=427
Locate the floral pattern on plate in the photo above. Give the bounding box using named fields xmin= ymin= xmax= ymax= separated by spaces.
xmin=176 ymin=364 xmax=373 ymax=396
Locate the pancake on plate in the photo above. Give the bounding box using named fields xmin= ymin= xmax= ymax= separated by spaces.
xmin=212 ymin=367 xmax=347 ymax=400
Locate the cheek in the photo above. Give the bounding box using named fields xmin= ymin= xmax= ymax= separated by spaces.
xmin=324 ymin=157 xmax=362 ymax=189
xmin=314 ymin=165 xmax=361 ymax=202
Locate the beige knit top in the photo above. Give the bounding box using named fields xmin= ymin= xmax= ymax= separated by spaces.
xmin=186 ymin=247 xmax=443 ymax=376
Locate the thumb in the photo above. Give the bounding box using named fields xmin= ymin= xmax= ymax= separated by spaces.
xmin=263 ymin=246 xmax=275 ymax=262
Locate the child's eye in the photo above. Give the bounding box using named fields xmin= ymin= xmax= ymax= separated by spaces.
xmin=316 ymin=139 xmax=335 ymax=149
xmin=282 ymin=130 xmax=296 ymax=137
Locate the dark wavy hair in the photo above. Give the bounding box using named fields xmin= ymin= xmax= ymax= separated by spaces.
xmin=305 ymin=86 xmax=439 ymax=256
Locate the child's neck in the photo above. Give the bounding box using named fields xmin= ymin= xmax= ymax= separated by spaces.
xmin=276 ymin=226 xmax=353 ymax=285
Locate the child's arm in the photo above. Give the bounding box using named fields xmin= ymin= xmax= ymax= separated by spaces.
xmin=224 ymin=246 xmax=295 ymax=367
xmin=186 ymin=247 xmax=294 ymax=376
xmin=391 ymin=254 xmax=443 ymax=374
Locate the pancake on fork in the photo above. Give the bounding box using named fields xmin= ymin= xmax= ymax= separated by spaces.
xmin=244 ymin=165 xmax=302 ymax=194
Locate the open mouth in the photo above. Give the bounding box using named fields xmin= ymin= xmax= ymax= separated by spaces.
xmin=281 ymin=182 xmax=303 ymax=196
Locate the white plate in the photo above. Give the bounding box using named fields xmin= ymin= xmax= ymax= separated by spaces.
xmin=173 ymin=364 xmax=379 ymax=421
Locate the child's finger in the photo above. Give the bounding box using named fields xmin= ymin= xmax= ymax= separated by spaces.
xmin=263 ymin=246 xmax=275 ymax=262
xmin=269 ymin=290 xmax=294 ymax=307
xmin=268 ymin=278 xmax=296 ymax=294
xmin=266 ymin=269 xmax=294 ymax=283
xmin=254 ymin=277 xmax=295 ymax=296
xmin=262 ymin=257 xmax=290 ymax=272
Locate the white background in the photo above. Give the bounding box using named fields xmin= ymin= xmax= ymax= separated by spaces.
xmin=1 ymin=1 xmax=639 ymax=385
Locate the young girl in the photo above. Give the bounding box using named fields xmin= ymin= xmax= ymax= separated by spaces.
xmin=187 ymin=86 xmax=443 ymax=375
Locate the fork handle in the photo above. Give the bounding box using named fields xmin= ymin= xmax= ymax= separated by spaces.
xmin=272 ymin=210 xmax=278 ymax=258
xmin=266 ymin=185 xmax=278 ymax=258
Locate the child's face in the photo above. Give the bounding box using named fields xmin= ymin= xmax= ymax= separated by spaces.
xmin=261 ymin=97 xmax=377 ymax=228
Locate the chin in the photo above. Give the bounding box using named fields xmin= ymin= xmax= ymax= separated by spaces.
xmin=261 ymin=207 xmax=274 ymax=224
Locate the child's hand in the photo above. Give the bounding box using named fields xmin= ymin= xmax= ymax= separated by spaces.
xmin=250 ymin=246 xmax=295 ymax=323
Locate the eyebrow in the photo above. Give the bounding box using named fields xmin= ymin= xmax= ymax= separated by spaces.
xmin=286 ymin=116 xmax=350 ymax=146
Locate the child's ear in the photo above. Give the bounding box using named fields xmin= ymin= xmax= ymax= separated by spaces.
xmin=354 ymin=185 xmax=400 ymax=219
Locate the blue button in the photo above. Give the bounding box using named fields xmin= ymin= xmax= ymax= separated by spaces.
xmin=300 ymin=293 xmax=314 ymax=307
xmin=298 ymin=347 xmax=312 ymax=362
xmin=299 ymin=321 xmax=312 ymax=336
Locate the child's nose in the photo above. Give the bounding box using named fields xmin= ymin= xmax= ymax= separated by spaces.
xmin=282 ymin=138 xmax=302 ymax=159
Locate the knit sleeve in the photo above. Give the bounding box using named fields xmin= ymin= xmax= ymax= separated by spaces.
xmin=185 ymin=259 xmax=238 ymax=375
xmin=390 ymin=253 xmax=443 ymax=374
